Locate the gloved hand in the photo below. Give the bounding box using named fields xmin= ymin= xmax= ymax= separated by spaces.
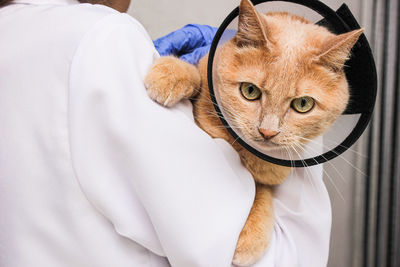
xmin=153 ymin=24 xmax=217 ymax=65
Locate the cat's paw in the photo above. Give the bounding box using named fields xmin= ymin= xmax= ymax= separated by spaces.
xmin=144 ymin=56 xmax=201 ymax=107
xmin=233 ymin=230 xmax=269 ymax=266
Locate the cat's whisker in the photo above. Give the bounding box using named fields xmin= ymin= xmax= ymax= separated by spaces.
xmin=283 ymin=146 xmax=294 ymax=168
xmin=193 ymin=104 xmax=251 ymax=133
xmin=193 ymin=108 xmax=228 ymax=119
xmin=293 ymin=140 xmax=347 ymax=184
xmin=293 ymin=135 xmax=366 ymax=177
xmin=231 ymin=136 xmax=240 ymax=146
xmin=188 ymin=97 xmax=221 ymax=108
xmin=292 ymin=142 xmax=345 ymax=202
xmin=195 ymin=112 xmax=245 ymax=130
xmin=194 ymin=110 xmax=224 ymax=119
xmin=223 ymin=108 xmax=248 ymax=120
xmin=292 ymin=143 xmax=320 ymax=195
xmin=289 ymin=144 xmax=318 ymax=194
xmin=202 ymin=123 xmax=247 ymax=130
xmin=322 ymin=165 xmax=345 ymax=202
xmin=210 ymin=125 xmax=246 ymax=130
xmin=295 ymin=134 xmax=366 ymax=158
xmin=189 ymin=97 xmax=219 ymax=106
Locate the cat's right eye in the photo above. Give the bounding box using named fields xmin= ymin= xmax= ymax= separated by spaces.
xmin=240 ymin=82 xmax=261 ymax=101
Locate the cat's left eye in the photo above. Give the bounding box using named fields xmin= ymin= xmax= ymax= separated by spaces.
xmin=240 ymin=82 xmax=261 ymax=101
xmin=291 ymin=96 xmax=315 ymax=113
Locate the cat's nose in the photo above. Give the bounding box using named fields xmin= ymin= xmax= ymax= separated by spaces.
xmin=258 ymin=128 xmax=280 ymax=140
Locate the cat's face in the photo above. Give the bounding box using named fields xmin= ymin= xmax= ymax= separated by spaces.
xmin=213 ymin=0 xmax=363 ymax=152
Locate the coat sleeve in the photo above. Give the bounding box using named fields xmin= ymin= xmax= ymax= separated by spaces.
xmin=68 ymin=13 xmax=255 ymax=267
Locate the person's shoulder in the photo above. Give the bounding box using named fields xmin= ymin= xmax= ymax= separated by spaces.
xmin=67 ymin=4 xmax=156 ymax=75
xmin=32 ymin=2 xmax=152 ymax=59
xmin=59 ymin=3 xmax=141 ymax=27
xmin=54 ymin=3 xmax=127 ymax=33
xmin=58 ymin=3 xmax=149 ymax=43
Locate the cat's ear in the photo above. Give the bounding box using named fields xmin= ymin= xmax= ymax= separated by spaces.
xmin=316 ymin=29 xmax=364 ymax=70
xmin=235 ymin=0 xmax=270 ymax=48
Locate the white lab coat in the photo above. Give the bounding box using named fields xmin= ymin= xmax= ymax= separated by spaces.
xmin=0 ymin=0 xmax=331 ymax=266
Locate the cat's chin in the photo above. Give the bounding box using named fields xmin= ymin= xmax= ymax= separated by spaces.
xmin=253 ymin=140 xmax=286 ymax=152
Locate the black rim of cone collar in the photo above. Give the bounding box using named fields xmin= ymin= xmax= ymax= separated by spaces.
xmin=207 ymin=0 xmax=377 ymax=167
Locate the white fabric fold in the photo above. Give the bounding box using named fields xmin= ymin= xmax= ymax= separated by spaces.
xmin=69 ymin=13 xmax=255 ymax=267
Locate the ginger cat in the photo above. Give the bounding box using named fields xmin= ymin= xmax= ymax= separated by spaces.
xmin=145 ymin=0 xmax=363 ymax=265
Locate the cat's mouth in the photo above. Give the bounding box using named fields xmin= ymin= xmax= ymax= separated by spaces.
xmin=244 ymin=131 xmax=286 ymax=151
xmin=254 ymin=139 xmax=284 ymax=151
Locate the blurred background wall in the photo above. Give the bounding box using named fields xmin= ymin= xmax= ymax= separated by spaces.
xmin=128 ymin=1 xmax=400 ymax=266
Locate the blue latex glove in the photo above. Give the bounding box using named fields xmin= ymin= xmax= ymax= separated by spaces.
xmin=153 ymin=24 xmax=218 ymax=65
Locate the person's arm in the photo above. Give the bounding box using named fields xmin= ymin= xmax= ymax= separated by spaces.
xmin=68 ymin=13 xmax=255 ymax=266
